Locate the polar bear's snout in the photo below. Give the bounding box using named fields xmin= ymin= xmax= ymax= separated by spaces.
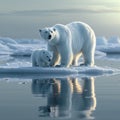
xmin=48 ymin=56 xmax=52 ymax=62
xmin=45 ymin=54 xmax=52 ymax=64
xmin=49 ymin=58 xmax=51 ymax=62
xmin=48 ymin=34 xmax=52 ymax=40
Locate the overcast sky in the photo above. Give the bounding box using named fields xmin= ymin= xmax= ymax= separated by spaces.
xmin=0 ymin=0 xmax=120 ymax=38
xmin=0 ymin=0 xmax=120 ymax=12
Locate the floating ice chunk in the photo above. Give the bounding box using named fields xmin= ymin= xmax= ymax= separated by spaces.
xmin=7 ymin=43 xmax=34 ymax=56
xmin=11 ymin=49 xmax=33 ymax=56
xmin=95 ymin=50 xmax=106 ymax=58
xmin=96 ymin=37 xmax=108 ymax=46
xmin=108 ymin=36 xmax=120 ymax=44
xmin=0 ymin=43 xmax=11 ymax=51
xmin=0 ymin=37 xmax=17 ymax=45
xmin=0 ymin=43 xmax=12 ymax=54
xmin=15 ymin=38 xmax=45 ymax=44
xmin=96 ymin=44 xmax=120 ymax=54
xmin=96 ymin=36 xmax=120 ymax=53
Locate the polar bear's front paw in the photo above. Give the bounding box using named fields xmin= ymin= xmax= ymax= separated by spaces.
xmin=55 ymin=65 xmax=61 ymax=67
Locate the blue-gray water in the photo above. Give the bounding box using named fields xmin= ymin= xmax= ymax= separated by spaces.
xmin=0 ymin=55 xmax=120 ymax=120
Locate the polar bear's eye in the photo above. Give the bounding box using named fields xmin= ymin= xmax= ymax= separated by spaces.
xmin=50 ymin=31 xmax=53 ymax=33
xmin=43 ymin=52 xmax=45 ymax=54
xmin=45 ymin=31 xmax=47 ymax=33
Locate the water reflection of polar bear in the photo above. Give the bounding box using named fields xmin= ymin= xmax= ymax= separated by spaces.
xmin=32 ymin=78 xmax=51 ymax=97
xmin=72 ymin=77 xmax=96 ymax=119
xmin=31 ymin=77 xmax=96 ymax=119
xmin=32 ymin=78 xmax=73 ymax=118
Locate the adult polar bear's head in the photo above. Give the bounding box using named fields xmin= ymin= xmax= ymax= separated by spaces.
xmin=39 ymin=27 xmax=59 ymax=44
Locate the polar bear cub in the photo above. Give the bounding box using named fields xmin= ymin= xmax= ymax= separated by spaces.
xmin=31 ymin=49 xmax=52 ymax=67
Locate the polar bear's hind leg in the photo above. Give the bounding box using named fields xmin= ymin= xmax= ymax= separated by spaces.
xmin=82 ymin=50 xmax=95 ymax=66
xmin=72 ymin=52 xmax=82 ymax=66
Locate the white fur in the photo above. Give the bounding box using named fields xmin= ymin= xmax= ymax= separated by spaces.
xmin=39 ymin=21 xmax=96 ymax=67
xmin=31 ymin=49 xmax=52 ymax=67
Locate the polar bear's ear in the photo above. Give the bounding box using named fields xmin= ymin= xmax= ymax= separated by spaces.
xmin=39 ymin=29 xmax=42 ymax=32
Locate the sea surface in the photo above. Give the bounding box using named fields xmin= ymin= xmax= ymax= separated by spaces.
xmin=0 ymin=54 xmax=120 ymax=120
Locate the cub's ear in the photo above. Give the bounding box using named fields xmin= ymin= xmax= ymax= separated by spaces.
xmin=39 ymin=29 xmax=42 ymax=32
xmin=53 ymin=28 xmax=56 ymax=31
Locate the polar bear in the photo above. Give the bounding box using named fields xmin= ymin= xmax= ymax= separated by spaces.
xmin=39 ymin=21 xmax=96 ymax=67
xmin=31 ymin=49 xmax=52 ymax=67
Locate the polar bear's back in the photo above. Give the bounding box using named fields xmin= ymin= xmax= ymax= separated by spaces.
xmin=66 ymin=21 xmax=96 ymax=54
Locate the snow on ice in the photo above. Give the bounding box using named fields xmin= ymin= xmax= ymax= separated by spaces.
xmin=0 ymin=66 xmax=116 ymax=79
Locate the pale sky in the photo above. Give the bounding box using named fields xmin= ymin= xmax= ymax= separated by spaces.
xmin=0 ymin=0 xmax=120 ymax=38
xmin=0 ymin=0 xmax=120 ymax=13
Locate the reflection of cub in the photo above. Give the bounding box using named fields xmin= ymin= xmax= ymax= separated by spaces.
xmin=31 ymin=50 xmax=52 ymax=67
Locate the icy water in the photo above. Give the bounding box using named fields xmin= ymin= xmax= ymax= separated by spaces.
xmin=0 ymin=55 xmax=120 ymax=120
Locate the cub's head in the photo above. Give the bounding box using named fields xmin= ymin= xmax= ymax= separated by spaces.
xmin=40 ymin=50 xmax=53 ymax=66
xmin=39 ymin=27 xmax=56 ymax=41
